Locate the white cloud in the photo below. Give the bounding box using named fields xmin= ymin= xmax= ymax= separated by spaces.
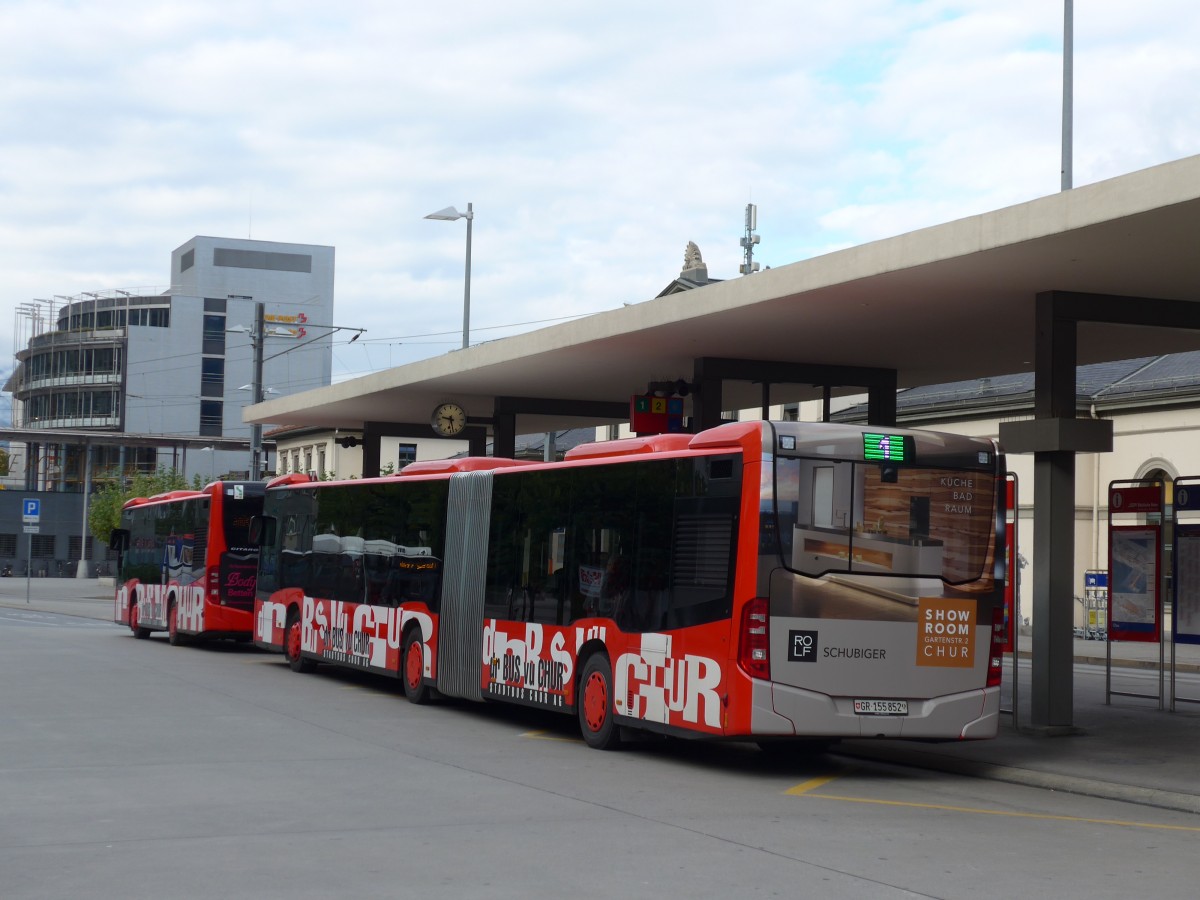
xmin=3 ymin=0 xmax=1200 ymax=380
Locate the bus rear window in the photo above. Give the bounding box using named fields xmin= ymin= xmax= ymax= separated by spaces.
xmin=774 ymin=456 xmax=996 ymax=588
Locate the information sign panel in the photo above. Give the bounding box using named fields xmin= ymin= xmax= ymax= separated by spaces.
xmin=1109 ymin=485 xmax=1162 ymax=515
xmin=630 ymin=395 xmax=684 ymax=434
xmin=1108 ymin=525 xmax=1160 ymax=642
xmin=1002 ymin=475 xmax=1016 ymax=653
xmin=1176 ymin=485 xmax=1200 ymax=511
xmin=1173 ymin=524 xmax=1200 ymax=646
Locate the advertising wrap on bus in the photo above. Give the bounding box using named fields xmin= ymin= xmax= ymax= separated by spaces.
xmin=250 ymin=420 xmax=1006 ymax=751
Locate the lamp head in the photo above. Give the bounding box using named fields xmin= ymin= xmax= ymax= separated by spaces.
xmin=424 ymin=206 xmax=466 ymax=221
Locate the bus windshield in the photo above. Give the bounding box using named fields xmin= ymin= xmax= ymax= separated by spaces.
xmin=223 ymin=495 xmax=260 ymax=553
xmin=773 ymin=454 xmax=997 ymax=588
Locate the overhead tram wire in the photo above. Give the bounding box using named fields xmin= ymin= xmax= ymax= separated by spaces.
xmin=33 ymin=308 xmax=607 ymax=402
xmin=103 ymin=310 xmax=595 ymax=374
xmin=351 ymin=310 xmax=598 ymax=346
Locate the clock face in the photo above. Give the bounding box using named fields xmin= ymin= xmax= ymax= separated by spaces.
xmin=431 ymin=402 xmax=467 ymax=437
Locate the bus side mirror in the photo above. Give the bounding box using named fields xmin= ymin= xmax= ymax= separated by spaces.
xmin=249 ymin=515 xmax=276 ymax=547
xmin=109 ymin=528 xmax=130 ymax=553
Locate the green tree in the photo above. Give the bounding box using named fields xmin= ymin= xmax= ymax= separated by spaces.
xmin=88 ymin=468 xmax=191 ymax=545
xmin=0 ymin=447 xmax=9 ymax=477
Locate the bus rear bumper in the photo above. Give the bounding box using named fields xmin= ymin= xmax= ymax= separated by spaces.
xmin=755 ymin=681 xmax=1000 ymax=740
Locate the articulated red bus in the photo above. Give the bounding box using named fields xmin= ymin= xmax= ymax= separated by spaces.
xmin=253 ymin=421 xmax=1006 ymax=749
xmin=111 ymin=481 xmax=264 ymax=643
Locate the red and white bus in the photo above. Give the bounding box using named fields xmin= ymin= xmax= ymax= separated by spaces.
xmin=253 ymin=421 xmax=1006 ymax=749
xmin=111 ymin=481 xmax=265 ymax=643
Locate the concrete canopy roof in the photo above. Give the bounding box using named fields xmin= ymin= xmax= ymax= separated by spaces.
xmin=247 ymin=155 xmax=1200 ymax=437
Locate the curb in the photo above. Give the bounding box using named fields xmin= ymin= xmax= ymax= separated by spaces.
xmin=831 ymin=743 xmax=1200 ymax=816
xmin=1015 ymin=649 xmax=1200 ymax=676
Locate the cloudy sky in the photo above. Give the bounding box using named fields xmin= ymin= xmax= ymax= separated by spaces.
xmin=3 ymin=0 xmax=1199 ymax=387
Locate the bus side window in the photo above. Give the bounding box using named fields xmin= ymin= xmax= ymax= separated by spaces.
xmin=109 ymin=528 xmax=130 ymax=554
xmin=662 ymin=504 xmax=736 ymax=629
xmin=484 ymin=471 xmax=570 ymax=624
xmin=249 ymin=515 xmax=275 ymax=593
xmin=483 ymin=481 xmax=522 ymax=621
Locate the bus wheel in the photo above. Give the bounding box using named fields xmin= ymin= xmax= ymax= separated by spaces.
xmin=167 ymin=600 xmax=187 ymax=646
xmin=284 ymin=609 xmax=316 ymax=673
xmin=129 ymin=600 xmax=150 ymax=640
xmin=578 ymin=654 xmax=622 ymax=750
xmin=402 ymin=629 xmax=431 ymax=705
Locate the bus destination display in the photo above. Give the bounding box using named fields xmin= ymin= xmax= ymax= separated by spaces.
xmin=863 ymin=432 xmax=911 ymax=463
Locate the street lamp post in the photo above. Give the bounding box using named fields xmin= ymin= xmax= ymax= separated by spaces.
xmin=424 ymin=203 xmax=474 ymax=350
xmin=1061 ymin=0 xmax=1073 ymax=191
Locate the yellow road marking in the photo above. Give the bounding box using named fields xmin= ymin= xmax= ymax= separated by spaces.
xmin=786 ymin=773 xmax=845 ymax=795
xmin=805 ymin=792 xmax=1200 ymax=833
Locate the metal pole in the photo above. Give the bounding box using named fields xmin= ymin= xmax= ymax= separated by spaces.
xmin=251 ymin=302 xmax=265 ymax=480
xmin=1061 ymin=0 xmax=1073 ymax=191
xmin=462 ymin=203 xmax=473 ymax=350
xmin=78 ymin=444 xmax=92 ymax=578
xmin=1012 ymin=537 xmax=1021 ymax=729
xmin=1160 ymin=485 xmax=1167 ymax=710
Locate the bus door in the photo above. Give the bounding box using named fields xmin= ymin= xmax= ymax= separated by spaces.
xmin=611 ymin=457 xmax=738 ymax=735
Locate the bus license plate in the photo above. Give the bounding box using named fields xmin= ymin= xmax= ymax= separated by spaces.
xmin=854 ymin=699 xmax=908 ymax=716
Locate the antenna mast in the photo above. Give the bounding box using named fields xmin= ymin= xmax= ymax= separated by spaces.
xmin=739 ymin=203 xmax=760 ymax=274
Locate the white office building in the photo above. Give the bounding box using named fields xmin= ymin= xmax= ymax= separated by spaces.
xmin=6 ymin=236 xmax=336 ymax=488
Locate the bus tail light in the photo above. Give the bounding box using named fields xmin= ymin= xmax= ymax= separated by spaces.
xmin=737 ymin=597 xmax=771 ymax=681
xmin=986 ymin=606 xmax=1005 ymax=688
xmin=210 ymin=569 xmax=222 ymax=605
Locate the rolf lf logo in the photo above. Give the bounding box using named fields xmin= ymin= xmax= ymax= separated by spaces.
xmin=788 ymin=630 xmax=818 ymax=662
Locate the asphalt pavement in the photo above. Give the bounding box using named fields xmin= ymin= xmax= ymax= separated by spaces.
xmin=3 ymin=576 xmax=1197 ymax=815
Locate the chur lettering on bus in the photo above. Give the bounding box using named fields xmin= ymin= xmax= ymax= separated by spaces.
xmin=616 ymin=633 xmax=722 ymax=728
xmin=136 ymin=583 xmax=170 ymax=626
xmin=176 ymin=584 xmax=206 ymax=632
xmin=299 ymin=595 xmax=432 ymax=671
xmin=114 ymin=583 xmax=131 ymax=622
xmin=482 ymin=621 xmax=575 ymax=707
xmin=256 ymin=599 xmax=287 ymax=646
